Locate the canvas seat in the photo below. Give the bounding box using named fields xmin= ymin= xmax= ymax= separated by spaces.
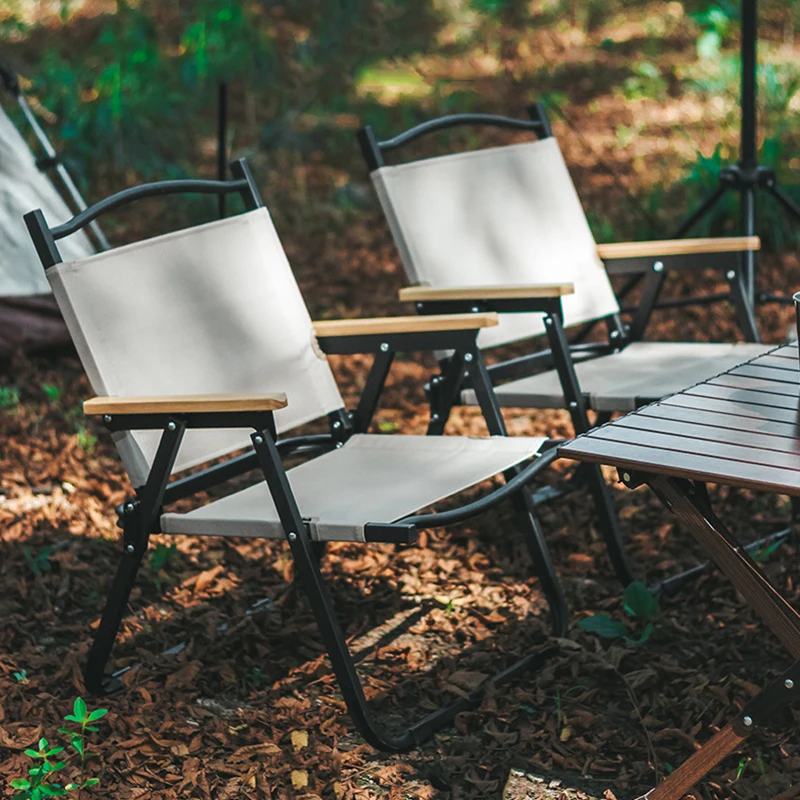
xmin=358 ymin=105 xmax=774 ymax=589
xmin=24 ymin=158 xmax=568 ymax=752
xmin=163 ymin=433 xmax=545 ymax=541
xmin=466 ymin=341 xmax=769 ymax=412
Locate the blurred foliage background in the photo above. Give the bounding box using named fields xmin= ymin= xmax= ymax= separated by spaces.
xmin=1 ymin=0 xmax=800 ymax=247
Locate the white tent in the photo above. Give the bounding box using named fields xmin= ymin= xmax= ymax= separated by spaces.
xmin=0 ymin=77 xmax=105 ymax=358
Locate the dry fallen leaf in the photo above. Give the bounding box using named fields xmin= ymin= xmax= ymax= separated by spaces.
xmin=291 ymin=770 xmax=309 ymax=789
xmin=291 ymin=729 xmax=309 ymax=751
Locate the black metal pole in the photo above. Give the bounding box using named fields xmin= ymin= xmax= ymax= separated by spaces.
xmin=217 ymin=81 xmax=228 ymax=219
xmin=740 ymin=0 xmax=758 ymax=302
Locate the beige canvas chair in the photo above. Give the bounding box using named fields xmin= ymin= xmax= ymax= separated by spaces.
xmin=358 ymin=106 xmax=773 ymax=589
xmin=24 ymin=158 xmax=570 ymax=751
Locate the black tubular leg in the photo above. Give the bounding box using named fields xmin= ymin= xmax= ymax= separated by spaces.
xmin=353 ymin=348 xmax=395 ymax=434
xmin=767 ymin=182 xmax=800 ymax=225
xmin=427 ymin=352 xmax=466 ymax=435
xmin=85 ymin=515 xmax=150 ymax=694
xmin=543 ymin=314 xmax=634 ymax=586
xmin=728 ymin=263 xmax=761 ymax=343
xmin=628 ymin=265 xmax=666 ymax=343
xmin=465 ymin=348 xmax=569 ymax=636
xmin=741 ymin=184 xmax=757 ymax=305
xmin=251 ymin=420 xmax=565 ymax=750
xmin=85 ymin=419 xmax=186 ymax=695
xmin=673 ymin=185 xmax=727 ymax=238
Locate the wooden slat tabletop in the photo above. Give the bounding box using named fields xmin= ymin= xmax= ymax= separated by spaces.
xmin=559 ymin=344 xmax=800 ymax=496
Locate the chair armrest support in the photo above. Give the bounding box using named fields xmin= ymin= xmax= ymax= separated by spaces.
xmin=600 ymin=236 xmax=760 ymax=275
xmin=85 ymin=394 xmax=285 ymax=433
xmin=314 ymin=313 xmax=497 ymax=355
xmin=597 ymin=236 xmax=760 ymax=260
xmin=84 ymin=392 xmax=287 ymax=415
xmin=399 ymin=284 xmax=571 ymax=316
xmin=399 ymin=283 xmax=574 ymax=303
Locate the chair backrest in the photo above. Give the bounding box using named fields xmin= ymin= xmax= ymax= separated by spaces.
xmin=0 ymin=103 xmax=93 ymax=296
xmin=40 ymin=205 xmax=344 ymax=487
xmin=368 ymin=131 xmax=620 ymax=348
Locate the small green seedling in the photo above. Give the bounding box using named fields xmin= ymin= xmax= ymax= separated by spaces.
xmin=579 ymin=582 xmax=660 ymax=647
xmin=0 ymin=386 xmax=20 ymax=409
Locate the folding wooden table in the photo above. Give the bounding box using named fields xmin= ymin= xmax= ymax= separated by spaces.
xmin=560 ymin=343 xmax=800 ymax=800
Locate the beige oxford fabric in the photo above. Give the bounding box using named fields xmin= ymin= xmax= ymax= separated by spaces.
xmin=47 ymin=208 xmax=344 ymax=485
xmin=161 ymin=433 xmax=547 ymax=542
xmin=0 ymin=104 xmax=93 ymax=296
xmin=371 ymin=137 xmax=619 ymax=349
xmin=462 ymin=342 xmax=772 ymax=412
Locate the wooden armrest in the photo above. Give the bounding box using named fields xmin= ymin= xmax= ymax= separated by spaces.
xmin=596 ymin=236 xmax=760 ymax=260
xmin=84 ymin=393 xmax=288 ymax=416
xmin=398 ymin=283 xmax=574 ymax=303
xmin=313 ymin=312 xmax=498 ymax=338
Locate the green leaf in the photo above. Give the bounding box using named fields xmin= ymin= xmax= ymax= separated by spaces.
xmin=62 ymin=716 xmax=80 ymax=723
xmin=86 ymin=708 xmax=107 ymax=722
xmin=70 ymin=737 xmax=84 ymax=757
xmin=625 ymin=623 xmax=655 ymax=648
xmin=82 ymin=779 xmax=99 ymax=787
xmin=45 ymin=747 xmax=64 ymax=756
xmin=11 ymin=779 xmax=31 ymax=790
xmin=73 ymin=698 xmax=87 ymax=721
xmin=623 ymin=581 xmax=660 ymax=621
xmin=578 ymin=612 xmax=627 ymax=639
xmin=25 ymin=749 xmax=42 ymax=758
xmin=38 ymin=738 xmax=48 ymax=751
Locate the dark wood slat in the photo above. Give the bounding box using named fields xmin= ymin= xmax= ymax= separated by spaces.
xmin=637 ymin=403 xmax=800 ymax=439
xmin=559 ymin=437 xmax=800 ymax=496
xmin=685 ymin=383 xmax=800 ymax=411
xmin=732 ymin=364 xmax=800 ymax=383
xmin=709 ymin=374 xmax=800 ymax=397
xmin=662 ymin=393 xmax=800 ymax=424
xmin=748 ymin=354 xmax=799 ymax=372
xmin=613 ymin=413 xmax=800 ymax=454
xmin=591 ymin=425 xmax=800 ymax=472
xmin=644 ymin=724 xmax=748 ymax=800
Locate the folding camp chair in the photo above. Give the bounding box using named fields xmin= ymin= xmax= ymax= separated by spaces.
xmin=0 ymin=58 xmax=107 ymax=355
xmin=24 ymin=158 xmax=570 ymax=751
xmin=358 ymin=105 xmax=774 ymax=589
xmin=560 ymin=344 xmax=800 ymax=800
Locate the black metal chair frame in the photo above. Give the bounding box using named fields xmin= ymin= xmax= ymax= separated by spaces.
xmin=24 ymin=159 xmax=569 ymax=751
xmin=357 ymin=105 xmax=788 ymax=594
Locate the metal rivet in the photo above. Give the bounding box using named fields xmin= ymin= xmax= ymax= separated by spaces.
xmin=332 ymin=421 xmax=342 ymax=429
xmin=726 ymin=270 xmax=736 ymax=280
xmin=416 ymin=303 xmax=423 ymax=310
xmin=610 ymin=330 xmax=619 ymax=339
xmin=471 ymin=306 xmax=480 ymax=313
xmin=464 ymin=353 xmax=473 ymax=362
xmin=335 ymin=442 xmax=343 ymax=448
xmin=125 ymin=544 xmax=135 ymax=554
xmin=653 ymin=261 xmax=664 ymax=272
xmin=431 ymin=413 xmax=440 ymax=421
xmin=125 ymin=503 xmax=134 ymax=514
xmin=288 ymin=532 xmax=297 ymax=541
xmin=786 ymin=679 xmax=795 ymax=690
xmin=568 ymin=401 xmax=578 ymax=409
xmin=380 ymin=342 xmax=390 ymax=352
xmin=168 ymin=421 xmax=176 ymax=431
xmin=545 ymin=317 xmax=553 ymax=326
xmin=103 ymin=414 xmax=112 ymax=424
xmin=622 ymin=472 xmax=632 ymax=483
xmin=743 ymin=715 xmax=753 ymax=727
xmin=254 ymin=435 xmax=263 ymax=444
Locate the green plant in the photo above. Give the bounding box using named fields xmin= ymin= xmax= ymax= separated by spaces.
xmin=75 ymin=428 xmax=97 ymax=453
xmin=41 ymin=384 xmax=62 ymax=404
xmin=579 ymin=581 xmax=660 ymax=646
xmin=13 ymin=670 xmax=28 ymax=683
xmin=0 ymin=386 xmax=20 ymax=408
xmin=23 ymin=546 xmax=54 ymax=578
xmin=10 ymin=698 xmax=107 ymax=800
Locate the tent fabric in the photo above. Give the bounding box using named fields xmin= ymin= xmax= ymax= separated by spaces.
xmin=0 ymin=103 xmax=93 ymax=297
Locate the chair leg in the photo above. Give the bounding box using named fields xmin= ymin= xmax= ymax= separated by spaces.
xmin=513 ymin=492 xmax=569 ymax=638
xmin=85 ymin=516 xmax=149 ymax=695
xmin=252 ymin=427 xmax=562 ymax=752
xmin=585 ymin=464 xmax=634 ymax=586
